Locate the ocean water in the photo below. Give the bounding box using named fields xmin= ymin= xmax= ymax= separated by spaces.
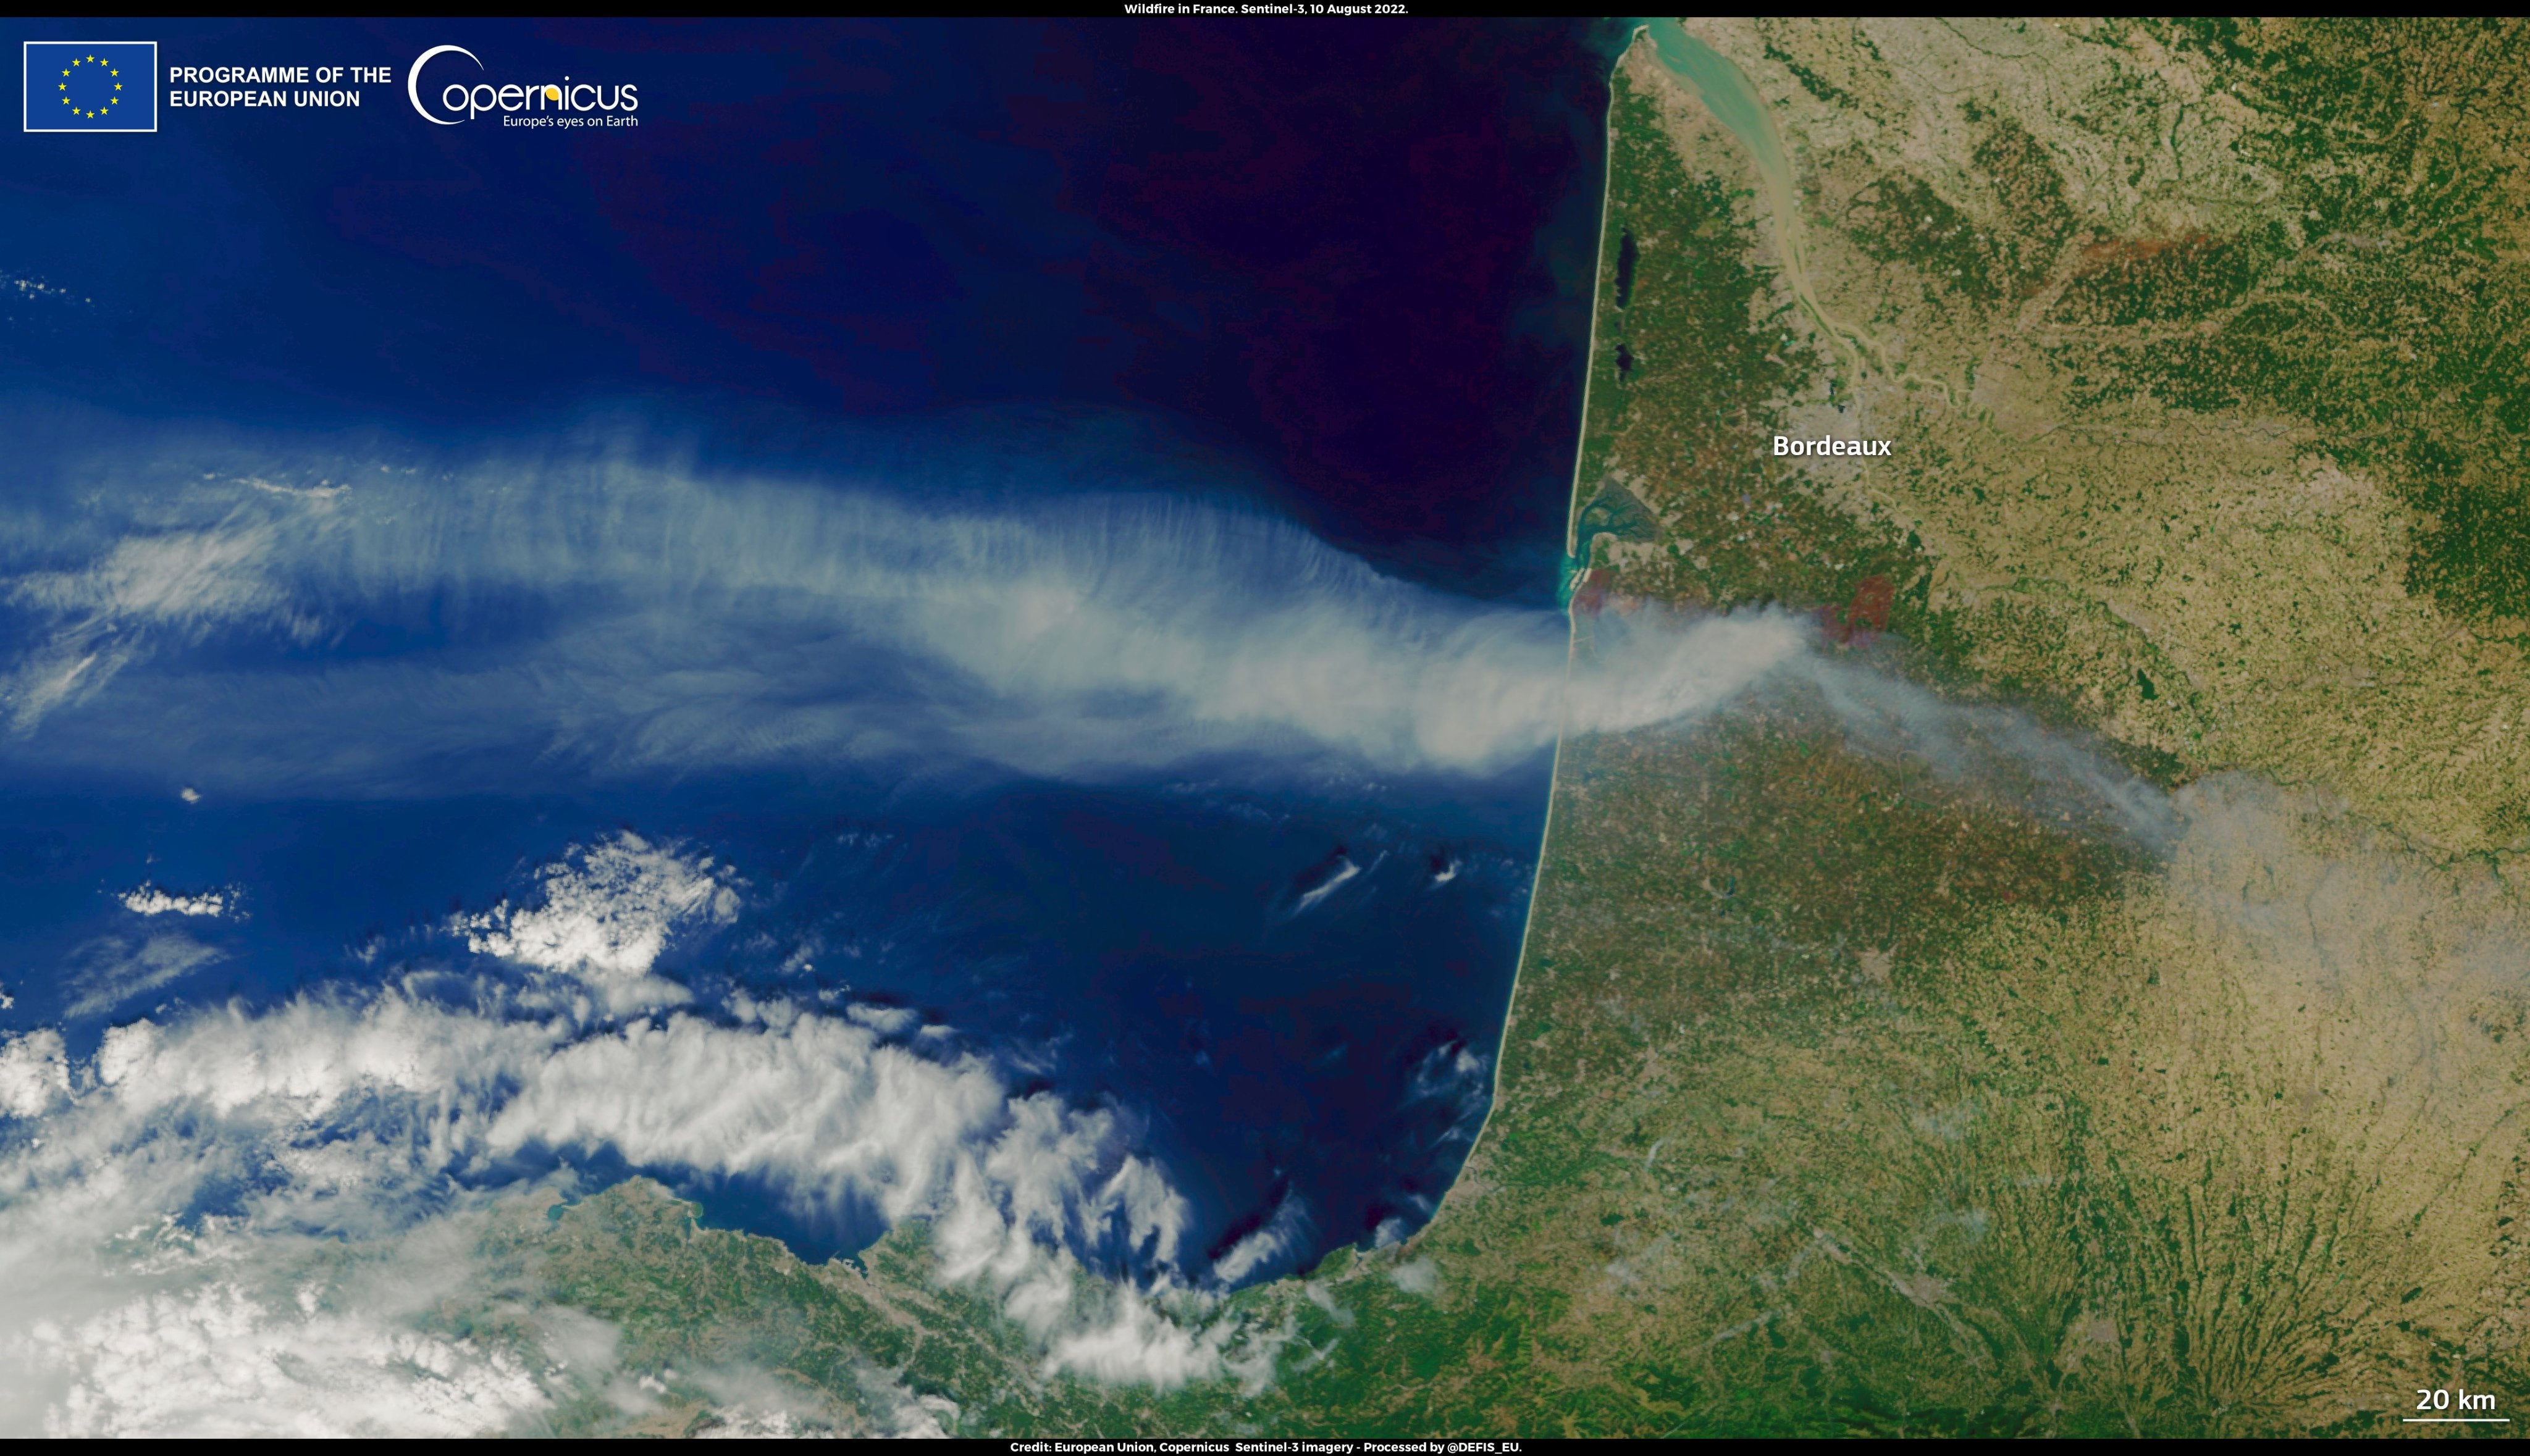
xmin=0 ymin=19 xmax=1621 ymax=1286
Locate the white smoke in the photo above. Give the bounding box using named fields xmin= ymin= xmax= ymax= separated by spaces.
xmin=1791 ymin=653 xmax=2186 ymax=853
xmin=0 ymin=433 xmax=1802 ymax=793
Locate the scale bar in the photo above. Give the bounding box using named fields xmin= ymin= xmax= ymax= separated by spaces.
xmin=2404 ymin=1418 xmax=2508 ymax=1423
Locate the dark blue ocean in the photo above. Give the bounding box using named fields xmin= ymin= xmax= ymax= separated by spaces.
xmin=0 ymin=19 xmax=1621 ymax=1284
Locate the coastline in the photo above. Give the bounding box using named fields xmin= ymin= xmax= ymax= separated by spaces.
xmin=1429 ymin=25 xmax=1631 ymax=1228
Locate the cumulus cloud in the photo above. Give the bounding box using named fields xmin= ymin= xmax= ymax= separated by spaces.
xmin=0 ymin=1029 xmax=69 ymax=1117
xmin=485 ymin=1011 xmax=1010 ymax=1229
xmin=0 ymin=432 xmax=1802 ymax=792
xmin=460 ymin=835 xmax=736 ymax=981
xmin=15 ymin=830 xmax=1216 ymax=1418
xmin=1288 ymin=856 xmax=1362 ymax=918
xmin=0 ymin=975 xmax=1242 ymax=1434
xmin=0 ymin=1114 xmax=588 ymax=1441
xmin=1388 ymin=1257 xmax=1441 ymax=1297
xmin=1208 ymin=1194 xmax=1312 ymax=1288
xmin=846 ymin=1368 xmax=958 ymax=1440
xmin=1403 ymin=1040 xmax=1493 ymax=1152
xmin=119 ymin=885 xmax=232 ymax=918
xmin=1041 ymin=1289 xmax=1229 ymax=1388
xmin=30 ymin=1271 xmax=552 ymax=1438
xmin=456 ymin=833 xmax=737 ymax=1010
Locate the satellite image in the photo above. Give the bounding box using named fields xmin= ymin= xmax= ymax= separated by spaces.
xmin=1 ymin=15 xmax=2525 ymax=1440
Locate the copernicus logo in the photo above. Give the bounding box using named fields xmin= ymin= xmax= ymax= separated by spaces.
xmin=406 ymin=44 xmax=637 ymax=126
xmin=23 ymin=40 xmax=158 ymax=133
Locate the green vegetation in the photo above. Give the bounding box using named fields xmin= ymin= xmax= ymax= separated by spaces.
xmin=1845 ymin=173 xmax=2000 ymax=303
xmin=1573 ymin=61 xmax=1932 ymax=638
xmin=2048 ymin=235 xmax=2264 ymax=328
xmin=2056 ymin=20 xmax=2530 ymax=624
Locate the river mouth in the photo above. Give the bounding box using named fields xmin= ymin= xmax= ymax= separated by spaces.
xmin=1632 ymin=20 xmax=1868 ymax=369
xmin=1637 ymin=19 xmax=1792 ymax=191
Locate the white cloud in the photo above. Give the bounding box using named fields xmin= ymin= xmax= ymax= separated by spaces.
xmin=0 ymin=1029 xmax=69 ymax=1118
xmin=1288 ymin=858 xmax=1361 ymax=917
xmin=845 ymin=1003 xmax=920 ymax=1037
xmin=692 ymin=1404 xmax=822 ymax=1439
xmin=62 ymin=934 xmax=224 ymax=1018
xmin=1406 ymin=1042 xmax=1487 ymax=1105
xmin=484 ymin=1010 xmax=1007 ymax=1227
xmin=1 ymin=516 xmax=325 ymax=732
xmin=852 ymin=1374 xmax=957 ymax=1441
xmin=1388 ymin=1257 xmax=1441 ymax=1297
xmin=0 ymin=978 xmax=1240 ymax=1434
xmin=2 ymin=820 xmax=1237 ymax=1424
xmin=119 ymin=885 xmax=231 ymax=919
xmin=0 ymin=1162 xmax=593 ymax=1439
xmin=455 ymin=833 xmax=738 ymax=1008
xmin=32 ymin=1276 xmax=551 ymax=1438
xmin=1041 ymin=1289 xmax=1227 ymax=1389
xmin=1209 ymin=1194 xmax=1311 ymax=1288
xmin=0 ymin=416 xmax=1833 ymax=1424
xmin=2 ymin=762 xmax=2312 ymax=1437
xmin=678 ymin=1363 xmax=856 ymax=1438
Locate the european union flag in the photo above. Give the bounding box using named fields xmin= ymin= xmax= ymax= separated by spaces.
xmin=23 ymin=40 xmax=156 ymax=133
